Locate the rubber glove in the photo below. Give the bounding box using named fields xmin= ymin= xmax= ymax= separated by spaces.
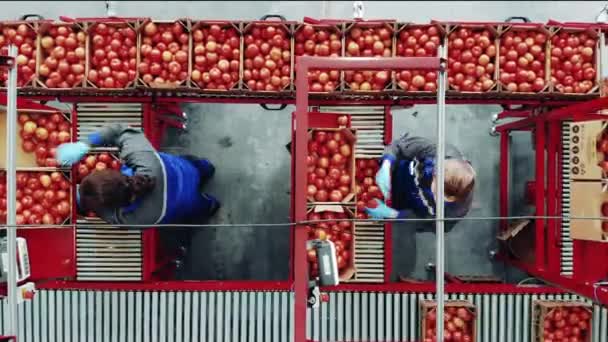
xmin=365 ymin=199 xmax=399 ymax=219
xmin=376 ymin=159 xmax=392 ymax=199
xmin=56 ymin=141 xmax=90 ymax=167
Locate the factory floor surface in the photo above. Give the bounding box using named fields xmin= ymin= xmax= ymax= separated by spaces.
xmin=160 ymin=103 xmax=532 ymax=282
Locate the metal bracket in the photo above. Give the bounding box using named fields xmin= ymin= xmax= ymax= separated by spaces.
xmin=353 ymin=1 xmax=364 ymax=19
xmin=260 ymin=104 xmax=288 ymax=111
xmin=0 ymin=56 xmax=15 ymax=68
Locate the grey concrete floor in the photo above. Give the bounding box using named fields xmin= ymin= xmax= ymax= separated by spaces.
xmin=160 ymin=103 xmax=533 ymax=282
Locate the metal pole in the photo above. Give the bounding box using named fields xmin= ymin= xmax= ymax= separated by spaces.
xmin=435 ymin=45 xmax=447 ymax=342
xmin=6 ymin=44 xmax=19 ymax=337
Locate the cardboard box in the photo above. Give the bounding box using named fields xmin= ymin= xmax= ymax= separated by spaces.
xmin=570 ymin=181 xmax=608 ymax=242
xmin=420 ymin=299 xmax=477 ymax=342
xmin=497 ymin=219 xmax=536 ymax=264
xmin=531 ymin=300 xmax=592 ymax=342
xmin=568 ymin=121 xmax=604 ymax=180
xmin=307 ymin=127 xmax=356 ymax=205
xmin=306 ymin=204 xmax=355 ymax=281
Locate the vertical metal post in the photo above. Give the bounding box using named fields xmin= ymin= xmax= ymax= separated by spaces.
xmin=435 ymin=46 xmax=447 ymax=342
xmin=499 ymin=132 xmax=509 ymax=232
xmin=6 ymin=44 xmax=19 ymax=338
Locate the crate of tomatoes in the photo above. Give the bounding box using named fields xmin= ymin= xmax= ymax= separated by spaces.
xmin=85 ymin=18 xmax=141 ymax=89
xmin=306 ymin=127 xmax=356 ymax=204
xmin=394 ymin=23 xmax=445 ymax=92
xmin=497 ymin=21 xmax=550 ymax=93
xmin=343 ymin=20 xmax=395 ymax=92
xmin=547 ymin=21 xmax=600 ymax=95
xmin=440 ymin=21 xmax=499 ymax=93
xmin=293 ymin=19 xmax=342 ymax=92
xmin=305 ymin=205 xmax=355 ymax=281
xmin=0 ymin=16 xmax=48 ymax=88
xmin=242 ymin=15 xmax=294 ymax=92
xmin=420 ymin=300 xmax=477 ymax=342
xmin=0 ymin=170 xmax=72 ymax=226
xmin=532 ymin=300 xmax=592 ymax=342
xmin=190 ymin=21 xmax=242 ymax=91
xmin=138 ymin=19 xmax=191 ymax=88
xmin=36 ymin=20 xmax=88 ymax=89
xmin=0 ymin=111 xmax=71 ymax=169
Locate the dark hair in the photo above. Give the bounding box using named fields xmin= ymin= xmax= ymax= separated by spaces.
xmin=79 ymin=170 xmax=156 ymax=212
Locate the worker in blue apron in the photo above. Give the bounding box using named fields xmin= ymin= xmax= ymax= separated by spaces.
xmin=57 ymin=123 xmax=220 ymax=226
xmin=365 ymin=133 xmax=475 ymax=227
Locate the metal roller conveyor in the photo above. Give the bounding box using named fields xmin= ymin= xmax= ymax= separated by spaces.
xmin=561 ymin=121 xmax=574 ymax=275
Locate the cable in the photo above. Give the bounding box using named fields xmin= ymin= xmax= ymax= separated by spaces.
xmin=2 ymin=214 xmax=608 ymax=229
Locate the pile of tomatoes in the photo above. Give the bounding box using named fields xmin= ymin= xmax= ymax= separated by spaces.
xmin=540 ymin=305 xmax=591 ymax=342
xmin=355 ymin=159 xmax=383 ymax=219
xmin=305 ymin=209 xmax=353 ymax=277
xmin=424 ymin=305 xmax=475 ymax=342
xmin=0 ymin=23 xmax=37 ymax=87
xmin=307 ymin=127 xmax=354 ymax=203
xmin=75 ymin=152 xmax=121 ymax=183
xmin=18 ymin=113 xmax=71 ymax=167
xmin=0 ymin=171 xmax=71 ymax=225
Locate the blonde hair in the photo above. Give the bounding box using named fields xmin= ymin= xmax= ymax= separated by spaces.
xmin=443 ymin=159 xmax=476 ymax=201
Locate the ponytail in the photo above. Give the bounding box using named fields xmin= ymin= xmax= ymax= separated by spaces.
xmin=80 ymin=170 xmax=156 ymax=212
xmin=125 ymin=174 xmax=156 ymax=197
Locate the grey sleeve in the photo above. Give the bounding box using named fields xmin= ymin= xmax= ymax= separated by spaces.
xmin=93 ymin=124 xmax=159 ymax=176
xmin=384 ymin=133 xmax=466 ymax=161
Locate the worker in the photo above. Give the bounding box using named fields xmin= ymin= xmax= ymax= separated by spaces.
xmin=56 ymin=123 xmax=220 ymax=226
xmin=365 ymin=133 xmax=475 ymax=225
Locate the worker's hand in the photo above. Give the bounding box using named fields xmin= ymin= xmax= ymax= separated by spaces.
xmin=56 ymin=142 xmax=90 ymax=166
xmin=365 ymin=199 xmax=399 ymax=219
xmin=376 ymin=159 xmax=392 ymax=199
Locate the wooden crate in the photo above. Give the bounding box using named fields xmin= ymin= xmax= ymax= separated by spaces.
xmin=307 ymin=127 xmax=356 ymax=205
xmin=440 ymin=21 xmax=500 ymax=93
xmin=420 ymin=299 xmax=477 ymax=342
xmin=496 ymin=22 xmax=551 ymax=94
xmin=241 ymin=17 xmax=295 ymax=93
xmin=293 ymin=20 xmax=343 ymax=93
xmin=305 ymin=204 xmax=355 ymax=281
xmin=190 ymin=20 xmax=242 ymax=92
xmin=531 ymin=300 xmax=593 ymax=342
xmin=394 ymin=22 xmax=446 ymax=93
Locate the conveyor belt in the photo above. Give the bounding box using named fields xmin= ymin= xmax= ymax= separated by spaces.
xmin=74 ymin=103 xmax=144 ymax=281
xmin=75 ymin=103 xmax=143 ymax=141
xmin=561 ymin=122 xmax=574 ymax=275
xmin=1 ymin=289 xmax=606 ymax=342
xmin=320 ymin=106 xmax=387 ymax=283
xmin=75 ymin=219 xmax=143 ymax=281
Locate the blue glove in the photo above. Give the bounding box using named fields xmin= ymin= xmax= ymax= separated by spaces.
xmin=376 ymin=159 xmax=392 ymax=199
xmin=56 ymin=142 xmax=90 ymax=166
xmin=365 ymin=199 xmax=399 ymax=219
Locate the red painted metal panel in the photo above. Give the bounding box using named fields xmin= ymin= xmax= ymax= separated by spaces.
xmin=18 ymin=228 xmax=75 ymax=281
xmin=535 ymin=119 xmax=546 ymax=271
xmin=499 ymin=132 xmax=509 ymax=232
xmin=37 ymin=280 xmax=292 ymax=291
xmin=546 ymin=121 xmax=560 ymax=274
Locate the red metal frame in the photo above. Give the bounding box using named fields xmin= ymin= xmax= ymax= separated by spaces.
xmin=496 ymin=98 xmax=608 ymax=307
xmin=294 ymin=56 xmax=441 ymax=342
